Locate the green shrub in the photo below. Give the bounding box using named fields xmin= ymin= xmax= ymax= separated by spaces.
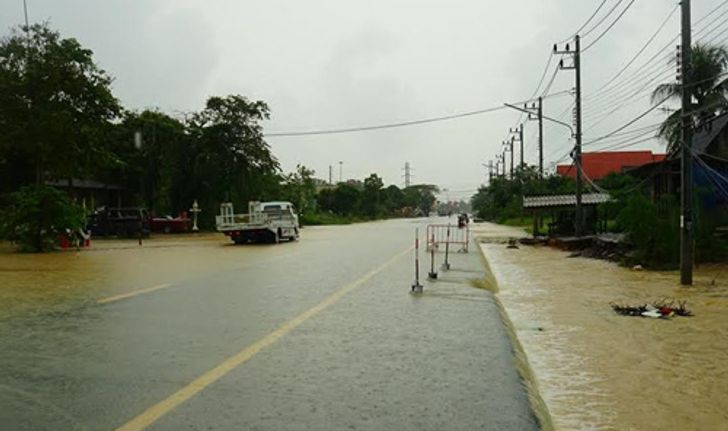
xmin=0 ymin=185 xmax=84 ymax=252
xmin=616 ymin=193 xmax=679 ymax=268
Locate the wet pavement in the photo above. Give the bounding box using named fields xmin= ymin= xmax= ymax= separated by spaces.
xmin=0 ymin=218 xmax=538 ymax=430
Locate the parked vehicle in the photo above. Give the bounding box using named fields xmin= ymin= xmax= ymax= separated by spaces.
xmin=216 ymin=201 xmax=299 ymax=244
xmin=87 ymin=207 xmax=150 ymax=237
xmin=150 ymin=215 xmax=192 ymax=233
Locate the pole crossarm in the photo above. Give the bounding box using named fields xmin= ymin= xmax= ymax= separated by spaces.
xmin=504 ymin=103 xmax=575 ymax=136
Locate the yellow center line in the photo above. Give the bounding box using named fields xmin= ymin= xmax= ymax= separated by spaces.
xmin=114 ymin=246 xmax=412 ymax=431
xmin=97 ymin=284 xmax=173 ymax=305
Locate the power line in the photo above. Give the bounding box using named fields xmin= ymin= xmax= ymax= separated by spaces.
xmin=695 ymin=0 xmax=728 ymax=27
xmin=586 ymin=4 xmax=678 ymax=97
xmin=586 ymin=0 xmax=728 ymax=102
xmin=558 ymin=0 xmax=610 ymax=43
xmin=582 ymin=0 xmax=638 ymax=52
xmin=583 ymin=70 xmax=674 ymax=127
xmin=584 ymin=94 xmax=671 ymax=146
xmin=264 ymin=105 xmax=507 ymax=137
xmin=583 ymin=66 xmax=673 ymax=116
xmin=694 ymin=1 xmax=728 ymax=38
xmin=582 ymin=0 xmax=626 ymax=38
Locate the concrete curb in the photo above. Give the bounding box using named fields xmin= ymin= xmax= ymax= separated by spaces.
xmin=474 ymin=239 xmax=556 ymax=431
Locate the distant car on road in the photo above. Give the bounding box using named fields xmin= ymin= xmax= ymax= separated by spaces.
xmin=150 ymin=215 xmax=192 ymax=234
xmin=87 ymin=207 xmax=150 ymax=238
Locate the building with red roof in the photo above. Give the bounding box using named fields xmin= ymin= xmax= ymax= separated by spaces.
xmin=556 ymin=151 xmax=666 ymax=181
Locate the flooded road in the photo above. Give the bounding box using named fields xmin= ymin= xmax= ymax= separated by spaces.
xmin=0 ymin=218 xmax=538 ymax=430
xmin=473 ymin=222 xmax=728 ymax=431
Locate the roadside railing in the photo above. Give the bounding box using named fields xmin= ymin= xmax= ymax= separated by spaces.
xmin=426 ymin=224 xmax=469 ymax=253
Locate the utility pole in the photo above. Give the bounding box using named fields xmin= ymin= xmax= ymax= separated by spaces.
xmin=520 ymin=124 xmax=524 ymax=168
xmin=328 ymin=165 xmax=333 ymax=185
xmin=23 ymin=0 xmax=30 ymax=29
xmin=679 ymin=0 xmax=693 ymax=285
xmin=403 ymin=162 xmax=412 ymax=188
xmin=339 ymin=161 xmax=343 ymax=183
xmin=509 ymin=125 xmax=524 ymax=169
xmin=505 ymin=139 xmax=514 ymax=179
xmin=538 ymin=97 xmax=544 ymax=177
xmin=555 ymin=36 xmax=583 ymax=237
xmin=502 ymin=148 xmax=507 ymax=177
xmin=488 ymin=160 xmax=494 ymax=182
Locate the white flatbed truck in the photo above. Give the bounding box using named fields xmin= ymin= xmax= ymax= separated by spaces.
xmin=216 ymin=201 xmax=300 ymax=244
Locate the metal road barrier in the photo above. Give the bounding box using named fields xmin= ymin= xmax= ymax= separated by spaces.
xmin=426 ymin=224 xmax=469 ymax=253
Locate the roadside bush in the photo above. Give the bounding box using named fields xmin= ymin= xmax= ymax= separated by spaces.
xmin=0 ymin=185 xmax=84 ymax=252
xmin=299 ymin=212 xmax=354 ymax=226
xmin=616 ymin=193 xmax=679 ymax=268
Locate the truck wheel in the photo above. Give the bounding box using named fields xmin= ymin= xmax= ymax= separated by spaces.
xmin=274 ymin=229 xmax=281 ymax=244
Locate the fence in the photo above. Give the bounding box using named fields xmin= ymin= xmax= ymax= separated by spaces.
xmin=426 ymin=224 xmax=469 ymax=253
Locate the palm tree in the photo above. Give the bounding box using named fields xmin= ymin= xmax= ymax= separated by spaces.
xmin=652 ymin=44 xmax=728 ymax=154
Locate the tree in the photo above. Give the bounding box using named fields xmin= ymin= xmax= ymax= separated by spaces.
xmin=403 ymin=184 xmax=438 ymax=216
xmin=106 ymin=110 xmax=188 ymax=214
xmin=361 ymin=173 xmax=384 ymax=217
xmin=186 ymin=95 xmax=280 ymax=226
xmin=470 ymin=166 xmax=574 ymax=221
xmin=383 ymin=185 xmax=404 ymax=213
xmin=281 ymin=165 xmax=317 ymax=216
xmin=0 ymin=185 xmax=84 ymax=252
xmin=0 ymin=24 xmax=121 ymax=190
xmin=652 ymin=43 xmax=728 ymax=154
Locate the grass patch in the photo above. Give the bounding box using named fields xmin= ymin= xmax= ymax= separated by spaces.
xmin=468 ymin=277 xmax=499 ymax=293
xmin=498 ymin=215 xmax=553 ymax=235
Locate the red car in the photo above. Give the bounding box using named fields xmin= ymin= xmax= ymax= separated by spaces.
xmin=150 ymin=215 xmax=192 ymax=233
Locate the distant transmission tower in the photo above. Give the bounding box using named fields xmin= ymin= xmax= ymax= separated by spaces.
xmin=403 ymin=162 xmax=412 ymax=188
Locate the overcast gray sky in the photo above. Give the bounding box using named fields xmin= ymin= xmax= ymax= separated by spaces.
xmin=2 ymin=0 xmax=724 ymax=200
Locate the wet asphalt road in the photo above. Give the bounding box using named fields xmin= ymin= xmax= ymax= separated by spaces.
xmin=0 ymin=217 xmax=538 ymax=430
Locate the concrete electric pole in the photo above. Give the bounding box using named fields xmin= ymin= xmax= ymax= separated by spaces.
xmin=509 ymin=125 xmax=524 ymax=169
xmin=679 ymin=0 xmax=693 ymax=285
xmin=555 ymin=36 xmax=583 ymax=237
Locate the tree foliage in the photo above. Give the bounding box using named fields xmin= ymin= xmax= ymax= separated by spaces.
xmin=471 ymin=166 xmax=575 ymax=222
xmin=0 ymin=185 xmax=84 ymax=252
xmin=652 ymin=43 xmax=728 ymax=154
xmin=0 ymin=23 xmax=121 ymax=191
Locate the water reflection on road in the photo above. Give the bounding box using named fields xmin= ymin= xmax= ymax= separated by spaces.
xmin=0 ymin=220 xmax=538 ymax=431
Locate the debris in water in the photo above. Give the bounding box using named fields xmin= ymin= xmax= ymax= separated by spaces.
xmin=610 ymin=299 xmax=693 ymax=318
xmin=507 ymin=239 xmax=519 ymax=249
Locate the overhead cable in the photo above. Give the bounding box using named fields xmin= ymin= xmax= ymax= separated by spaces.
xmin=583 ymin=0 xmax=638 ymax=52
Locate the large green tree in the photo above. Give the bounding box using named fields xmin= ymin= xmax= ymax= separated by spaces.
xmin=186 ymin=95 xmax=280 ymax=226
xmin=0 ymin=23 xmax=120 ymax=191
xmin=106 ymin=110 xmax=188 ymax=214
xmin=652 ymin=43 xmax=728 ymax=154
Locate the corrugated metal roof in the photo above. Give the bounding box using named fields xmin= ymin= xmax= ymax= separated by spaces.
xmin=693 ymin=113 xmax=728 ymax=154
xmin=556 ymin=151 xmax=666 ymax=180
xmin=523 ymin=193 xmax=611 ymax=208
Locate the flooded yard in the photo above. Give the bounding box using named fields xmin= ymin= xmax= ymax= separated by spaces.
xmin=473 ymin=222 xmax=728 ymax=431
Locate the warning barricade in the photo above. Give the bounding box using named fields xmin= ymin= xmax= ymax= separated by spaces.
xmin=426 ymin=224 xmax=469 ymax=253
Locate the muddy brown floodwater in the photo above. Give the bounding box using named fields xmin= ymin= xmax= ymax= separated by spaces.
xmin=473 ymin=222 xmax=728 ymax=431
xmin=0 ymin=233 xmax=257 ymax=319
